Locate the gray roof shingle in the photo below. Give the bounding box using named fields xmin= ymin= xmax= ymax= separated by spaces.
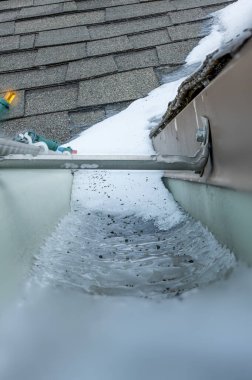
xmin=0 ymin=0 xmax=235 ymax=142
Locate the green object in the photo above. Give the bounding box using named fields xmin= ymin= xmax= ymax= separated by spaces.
xmin=28 ymin=131 xmax=59 ymax=151
xmin=27 ymin=131 xmax=75 ymax=153
xmin=13 ymin=131 xmax=75 ymax=153
xmin=0 ymin=98 xmax=9 ymax=119
xmin=57 ymin=146 xmax=73 ymax=153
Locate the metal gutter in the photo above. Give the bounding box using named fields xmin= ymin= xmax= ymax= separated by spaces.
xmin=152 ymin=34 xmax=252 ymax=192
xmin=150 ymin=33 xmax=252 ymax=263
xmin=0 ymin=121 xmax=209 ymax=172
xmin=0 ymin=149 xmax=208 ymax=171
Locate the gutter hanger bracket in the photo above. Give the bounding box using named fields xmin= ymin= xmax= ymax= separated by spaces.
xmin=156 ymin=116 xmax=210 ymax=174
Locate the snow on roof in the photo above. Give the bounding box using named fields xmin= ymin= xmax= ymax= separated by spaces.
xmin=70 ymin=0 xmax=252 ymax=154
xmin=0 ymin=0 xmax=234 ymax=143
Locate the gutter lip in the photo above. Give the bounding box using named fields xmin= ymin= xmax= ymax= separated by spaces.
xmin=150 ymin=28 xmax=252 ymax=139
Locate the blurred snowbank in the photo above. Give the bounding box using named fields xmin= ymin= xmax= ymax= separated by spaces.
xmin=0 ymin=265 xmax=252 ymax=380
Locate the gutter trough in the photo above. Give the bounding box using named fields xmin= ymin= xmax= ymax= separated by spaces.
xmin=151 ymin=32 xmax=252 ymax=263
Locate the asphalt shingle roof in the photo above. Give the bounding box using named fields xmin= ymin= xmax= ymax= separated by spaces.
xmin=0 ymin=0 xmax=234 ymax=142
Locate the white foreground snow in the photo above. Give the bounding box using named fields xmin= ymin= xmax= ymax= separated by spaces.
xmin=0 ymin=265 xmax=252 ymax=380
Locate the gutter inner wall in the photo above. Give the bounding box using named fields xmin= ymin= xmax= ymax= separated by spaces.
xmin=0 ymin=169 xmax=72 ymax=306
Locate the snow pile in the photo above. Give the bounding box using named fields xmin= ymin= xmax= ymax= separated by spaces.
xmin=187 ymin=0 xmax=252 ymax=64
